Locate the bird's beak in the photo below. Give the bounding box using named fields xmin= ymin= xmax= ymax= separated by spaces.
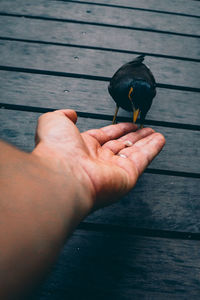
xmin=128 ymin=87 xmax=140 ymax=123
xmin=133 ymin=108 xmax=140 ymax=123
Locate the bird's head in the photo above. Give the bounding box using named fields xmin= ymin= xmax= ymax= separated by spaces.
xmin=128 ymin=79 xmax=155 ymax=122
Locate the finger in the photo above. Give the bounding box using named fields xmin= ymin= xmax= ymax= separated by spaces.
xmin=119 ymin=133 xmax=166 ymax=175
xmin=101 ymin=140 xmax=126 ymax=154
xmin=84 ymin=123 xmax=138 ymax=145
xmin=118 ymin=127 xmax=155 ymax=143
xmin=35 ymin=109 xmax=80 ymax=147
xmin=102 ymin=127 xmax=155 ymax=154
xmin=120 ymin=131 xmax=162 ymax=154
xmin=55 ymin=109 xmax=78 ymax=124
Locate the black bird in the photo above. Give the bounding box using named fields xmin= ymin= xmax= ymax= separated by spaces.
xmin=108 ymin=55 xmax=156 ymax=127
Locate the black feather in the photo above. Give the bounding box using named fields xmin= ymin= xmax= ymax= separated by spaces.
xmin=108 ymin=55 xmax=156 ymax=124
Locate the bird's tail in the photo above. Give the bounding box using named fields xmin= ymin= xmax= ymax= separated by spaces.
xmin=128 ymin=54 xmax=145 ymax=65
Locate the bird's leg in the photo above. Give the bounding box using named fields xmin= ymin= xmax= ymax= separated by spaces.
xmin=139 ymin=114 xmax=145 ymax=128
xmin=133 ymin=108 xmax=140 ymax=124
xmin=112 ymin=105 xmax=119 ymax=124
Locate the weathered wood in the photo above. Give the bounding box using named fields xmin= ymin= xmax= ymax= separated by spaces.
xmin=0 ymin=110 xmax=199 ymax=203
xmin=0 ymin=1 xmax=199 ymax=298
xmin=0 ymin=108 xmax=199 ymax=175
xmin=0 ymin=40 xmax=199 ymax=89
xmin=0 ymin=16 xmax=199 ymax=59
xmin=0 ymin=0 xmax=199 ymax=35
xmin=0 ymin=70 xmax=200 ymax=127
xmin=32 ymin=229 xmax=200 ymax=299
xmin=86 ymin=173 xmax=200 ymax=233
xmin=1 ymin=110 xmax=200 ymax=233
xmin=64 ymin=0 xmax=200 ymax=16
xmin=1 ymin=110 xmax=200 ymax=236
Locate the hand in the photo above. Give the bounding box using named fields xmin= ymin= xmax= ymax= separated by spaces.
xmin=33 ymin=109 xmax=165 ymax=210
xmin=0 ymin=110 xmax=166 ymax=298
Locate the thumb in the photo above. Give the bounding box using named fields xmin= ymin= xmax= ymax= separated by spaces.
xmin=57 ymin=109 xmax=78 ymax=124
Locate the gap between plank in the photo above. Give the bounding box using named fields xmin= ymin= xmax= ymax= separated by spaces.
xmin=0 ymin=12 xmax=199 ymax=39
xmin=59 ymin=0 xmax=200 ymax=19
xmin=0 ymin=36 xmax=199 ymax=63
xmin=1 ymin=102 xmax=200 ymax=132
xmin=78 ymin=222 xmax=200 ymax=241
xmin=0 ymin=66 xmax=199 ymax=93
xmin=1 ymin=102 xmax=200 ymax=180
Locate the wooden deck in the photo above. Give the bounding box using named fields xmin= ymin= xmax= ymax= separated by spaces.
xmin=0 ymin=0 xmax=200 ymax=298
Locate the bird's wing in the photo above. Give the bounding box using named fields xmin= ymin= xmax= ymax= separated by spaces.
xmin=143 ymin=64 xmax=156 ymax=87
xmin=128 ymin=55 xmax=156 ymax=86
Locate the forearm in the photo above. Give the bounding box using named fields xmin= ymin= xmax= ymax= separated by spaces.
xmin=0 ymin=141 xmax=93 ymax=299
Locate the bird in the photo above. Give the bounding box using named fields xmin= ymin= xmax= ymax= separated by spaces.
xmin=108 ymin=55 xmax=156 ymax=127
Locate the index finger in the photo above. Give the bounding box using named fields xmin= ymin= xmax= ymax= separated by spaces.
xmin=84 ymin=123 xmax=138 ymax=145
xmin=119 ymin=132 xmax=166 ymax=176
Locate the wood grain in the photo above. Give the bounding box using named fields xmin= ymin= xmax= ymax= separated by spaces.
xmin=1 ymin=71 xmax=199 ymax=126
xmin=1 ymin=109 xmax=200 ymax=173
xmin=0 ymin=0 xmax=199 ymax=35
xmin=0 ymin=16 xmax=199 ymax=59
xmin=0 ymin=109 xmax=200 ymax=235
xmin=62 ymin=0 xmax=200 ymax=16
xmin=31 ymin=229 xmax=200 ymax=299
xmin=86 ymin=172 xmax=200 ymax=233
xmin=0 ymin=1 xmax=200 ymax=298
xmin=0 ymin=40 xmax=199 ymax=89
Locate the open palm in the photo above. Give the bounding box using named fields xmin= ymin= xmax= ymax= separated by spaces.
xmin=34 ymin=109 xmax=165 ymax=209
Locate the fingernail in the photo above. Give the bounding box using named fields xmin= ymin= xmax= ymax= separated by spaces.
xmin=123 ymin=140 xmax=133 ymax=147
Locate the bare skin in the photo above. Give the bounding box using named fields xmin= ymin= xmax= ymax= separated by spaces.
xmin=0 ymin=109 xmax=165 ymax=299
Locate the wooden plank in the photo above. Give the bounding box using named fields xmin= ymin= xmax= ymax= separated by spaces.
xmin=0 ymin=2 xmax=199 ymax=298
xmin=0 ymin=110 xmax=200 ymax=173
xmin=86 ymin=172 xmax=200 ymax=233
xmin=0 ymin=40 xmax=199 ymax=89
xmin=0 ymin=16 xmax=199 ymax=59
xmin=64 ymin=0 xmax=200 ymax=17
xmin=0 ymin=71 xmax=200 ymax=127
xmin=0 ymin=0 xmax=199 ymax=36
xmin=1 ymin=110 xmax=200 ymax=233
xmin=32 ymin=229 xmax=200 ymax=299
xmin=0 ymin=109 xmax=103 ymax=152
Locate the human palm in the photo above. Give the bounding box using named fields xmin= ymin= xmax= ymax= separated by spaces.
xmin=33 ymin=109 xmax=165 ymax=209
